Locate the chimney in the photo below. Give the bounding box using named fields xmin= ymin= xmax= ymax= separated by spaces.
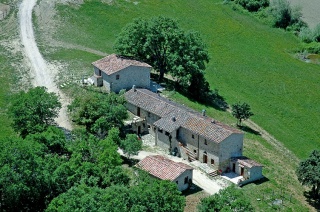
xmin=132 ymin=85 xmax=136 ymax=91
xmin=202 ymin=109 xmax=206 ymax=116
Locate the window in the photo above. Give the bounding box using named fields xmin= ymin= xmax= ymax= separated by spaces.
xmin=148 ymin=112 xmax=151 ymax=117
xmin=176 ymin=181 xmax=178 ymax=184
xmin=184 ymin=176 xmax=189 ymax=184
xmin=211 ymin=159 xmax=215 ymax=165
xmin=192 ymin=134 xmax=194 ymax=139
xmin=143 ymin=123 xmax=146 ymax=128
xmin=165 ymin=131 xmax=170 ymax=136
xmin=194 ymin=149 xmax=197 ymax=153
xmin=116 ymin=74 xmax=120 ymax=80
xmin=158 ymin=128 xmax=163 ymax=133
xmin=204 ymin=139 xmax=207 ymax=145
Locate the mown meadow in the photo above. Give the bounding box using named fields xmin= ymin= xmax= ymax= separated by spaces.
xmin=33 ymin=0 xmax=320 ymax=210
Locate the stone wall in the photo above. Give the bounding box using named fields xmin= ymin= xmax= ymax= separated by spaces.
xmin=175 ymin=169 xmax=193 ymax=191
xmin=101 ymin=66 xmax=150 ymax=93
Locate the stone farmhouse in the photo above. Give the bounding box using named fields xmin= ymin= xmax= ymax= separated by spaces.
xmin=136 ymin=155 xmax=193 ymax=191
xmin=125 ymin=88 xmax=263 ymax=185
xmin=93 ymin=55 xmax=263 ymax=185
xmin=92 ymin=54 xmax=151 ymax=93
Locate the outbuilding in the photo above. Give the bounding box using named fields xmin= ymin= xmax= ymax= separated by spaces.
xmin=136 ymin=155 xmax=193 ymax=191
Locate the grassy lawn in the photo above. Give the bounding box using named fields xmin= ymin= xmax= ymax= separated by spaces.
xmin=34 ymin=0 xmax=320 ymax=210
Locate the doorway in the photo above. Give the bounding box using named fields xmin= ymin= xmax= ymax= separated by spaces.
xmin=137 ymin=107 xmax=140 ymax=116
xmin=203 ymin=154 xmax=207 ymax=163
xmin=232 ymin=163 xmax=235 ymax=172
xmin=138 ymin=126 xmax=141 ymax=135
xmin=240 ymin=167 xmax=244 ymax=176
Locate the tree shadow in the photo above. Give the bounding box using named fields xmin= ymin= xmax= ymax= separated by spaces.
xmin=238 ymin=125 xmax=261 ymax=136
xmin=304 ymin=190 xmax=320 ymax=210
xmin=182 ymin=183 xmax=204 ymax=196
xmin=121 ymin=155 xmax=139 ymax=167
xmin=150 ymin=73 xmax=228 ymax=111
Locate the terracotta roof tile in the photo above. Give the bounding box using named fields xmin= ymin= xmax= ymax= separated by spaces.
xmin=92 ymin=54 xmax=151 ymax=75
xmin=125 ymin=89 xmax=242 ymax=143
xmin=136 ymin=155 xmax=193 ymax=181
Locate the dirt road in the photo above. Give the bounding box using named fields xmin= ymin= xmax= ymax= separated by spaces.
xmin=19 ymin=0 xmax=72 ymax=130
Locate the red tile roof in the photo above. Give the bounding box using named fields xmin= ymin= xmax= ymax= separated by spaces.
xmin=125 ymin=89 xmax=242 ymax=143
xmin=92 ymin=54 xmax=151 ymax=75
xmin=136 ymin=155 xmax=193 ymax=181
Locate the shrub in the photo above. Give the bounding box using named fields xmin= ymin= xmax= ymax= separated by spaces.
xmin=235 ymin=0 xmax=269 ymax=12
xmin=313 ymin=24 xmax=320 ymax=42
xmin=301 ymin=42 xmax=320 ymax=54
xmin=299 ymin=27 xmax=313 ymax=43
xmin=270 ymin=0 xmax=304 ymax=30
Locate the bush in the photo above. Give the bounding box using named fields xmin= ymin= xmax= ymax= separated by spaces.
xmin=313 ymin=24 xmax=320 ymax=42
xmin=299 ymin=27 xmax=313 ymax=43
xmin=270 ymin=0 xmax=304 ymax=30
xmin=301 ymin=42 xmax=320 ymax=54
xmin=235 ymin=0 xmax=269 ymax=12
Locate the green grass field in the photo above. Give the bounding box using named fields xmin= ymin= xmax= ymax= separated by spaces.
xmin=33 ymin=0 xmax=320 ymax=210
xmin=53 ymin=0 xmax=320 ymax=159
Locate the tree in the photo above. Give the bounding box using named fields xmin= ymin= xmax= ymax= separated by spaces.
xmin=0 ymin=137 xmax=63 ymax=211
xmin=25 ymin=126 xmax=68 ymax=155
xmin=197 ymin=185 xmax=253 ymax=212
xmin=114 ymin=16 xmax=210 ymax=93
xmin=270 ymin=0 xmax=304 ymax=30
xmin=296 ymin=150 xmax=320 ymax=199
xmin=235 ymin=0 xmax=269 ymax=12
xmin=68 ymin=91 xmax=128 ymax=138
xmin=232 ymin=102 xmax=254 ymax=126
xmin=121 ymin=134 xmax=142 ymax=159
xmin=9 ymin=86 xmax=61 ymax=138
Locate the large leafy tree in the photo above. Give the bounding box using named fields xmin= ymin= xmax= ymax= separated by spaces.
xmin=297 ymin=150 xmax=320 ymax=199
xmin=232 ymin=102 xmax=254 ymax=126
xmin=197 ymin=185 xmax=253 ymax=212
xmin=114 ymin=16 xmax=210 ymax=93
xmin=68 ymin=91 xmax=128 ymax=138
xmin=121 ymin=134 xmax=142 ymax=159
xmin=0 ymin=137 xmax=63 ymax=211
xmin=9 ymin=86 xmax=61 ymax=138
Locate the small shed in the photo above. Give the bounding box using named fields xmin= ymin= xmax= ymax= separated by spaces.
xmin=136 ymin=155 xmax=193 ymax=191
xmin=231 ymin=156 xmax=263 ymax=185
xmin=92 ymin=54 xmax=151 ymax=93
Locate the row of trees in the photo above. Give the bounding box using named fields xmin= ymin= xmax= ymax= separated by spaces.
xmin=2 ymin=87 xmax=184 ymax=211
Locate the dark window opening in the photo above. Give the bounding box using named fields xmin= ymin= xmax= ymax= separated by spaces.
xmin=192 ymin=134 xmax=194 ymax=139
xmin=176 ymin=181 xmax=178 ymax=184
xmin=143 ymin=123 xmax=146 ymax=128
xmin=165 ymin=131 xmax=170 ymax=136
xmin=204 ymin=139 xmax=207 ymax=145
xmin=211 ymin=159 xmax=215 ymax=165
xmin=158 ymin=129 xmax=163 ymax=133
xmin=116 ymin=74 xmax=120 ymax=80
xmin=148 ymin=124 xmax=151 ymax=129
xmin=194 ymin=149 xmax=197 ymax=153
xmin=148 ymin=112 xmax=151 ymax=117
xmin=137 ymin=107 xmax=140 ymax=116
xmin=184 ymin=176 xmax=189 ymax=184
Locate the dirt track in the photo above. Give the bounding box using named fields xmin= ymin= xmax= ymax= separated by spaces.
xmin=19 ymin=0 xmax=72 ymax=130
